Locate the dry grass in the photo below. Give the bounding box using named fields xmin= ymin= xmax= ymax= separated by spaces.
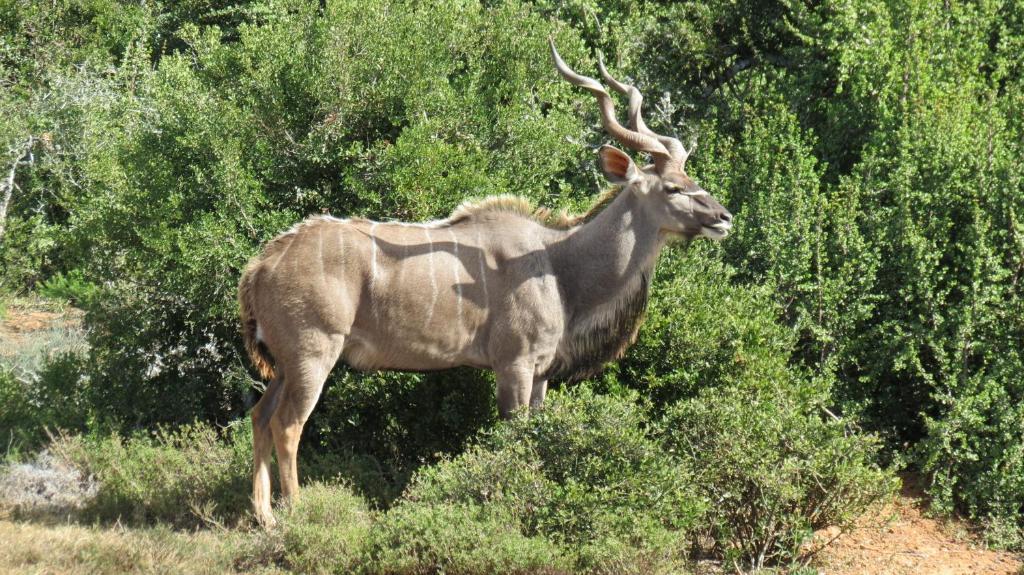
xmin=0 ymin=517 xmax=285 ymax=575
xmin=0 ymin=450 xmax=96 ymax=519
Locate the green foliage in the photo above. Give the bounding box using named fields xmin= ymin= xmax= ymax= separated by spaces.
xmin=0 ymin=353 xmax=91 ymax=453
xmin=0 ymin=368 xmax=43 ymax=453
xmin=919 ymin=367 xmax=1024 ymax=550
xmin=0 ymin=214 xmax=60 ymax=290
xmin=37 ymin=269 xmax=99 ymax=307
xmin=661 ymin=383 xmax=896 ymax=570
xmin=305 ymin=368 xmax=497 ymax=506
xmin=404 ymin=387 xmax=703 ymax=573
xmin=53 ymin=420 xmax=252 ymax=526
xmin=367 ymin=503 xmax=571 ymax=575
xmin=252 ymin=495 xmax=570 ymax=574
xmin=276 ymin=483 xmax=373 ymax=575
xmin=614 ymin=247 xmax=796 ymax=407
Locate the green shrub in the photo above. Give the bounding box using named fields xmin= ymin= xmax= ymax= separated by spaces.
xmin=53 ymin=420 xmax=252 ymax=527
xmin=614 ymin=248 xmax=797 ymax=408
xmin=919 ymin=366 xmax=1024 ymax=549
xmin=299 ymin=449 xmax=407 ymax=510
xmin=277 ymin=483 xmax=374 ymax=575
xmin=0 ymin=353 xmax=91 ymax=454
xmin=404 ymin=387 xmax=703 ymax=573
xmin=402 ymin=442 xmax=554 ymax=531
xmin=0 ymin=214 xmax=60 ymax=292
xmin=661 ymin=384 xmax=896 ymax=570
xmin=306 ymin=368 xmax=497 ymax=506
xmin=37 ymin=270 xmax=100 ymax=308
xmin=367 ymin=502 xmax=571 ymax=575
xmin=0 ymin=368 xmax=45 ymax=456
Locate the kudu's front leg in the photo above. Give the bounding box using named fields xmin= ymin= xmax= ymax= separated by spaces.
xmin=530 ymin=378 xmax=548 ymax=410
xmin=496 ymin=363 xmax=534 ymax=419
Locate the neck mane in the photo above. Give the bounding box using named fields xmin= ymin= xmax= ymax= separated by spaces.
xmin=446 ymin=189 xmax=623 ymax=230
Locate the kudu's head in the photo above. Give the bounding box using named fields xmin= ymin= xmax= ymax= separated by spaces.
xmin=550 ymin=40 xmax=733 ymax=240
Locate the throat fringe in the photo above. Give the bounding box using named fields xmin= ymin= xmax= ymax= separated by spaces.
xmin=543 ymin=272 xmax=651 ymax=382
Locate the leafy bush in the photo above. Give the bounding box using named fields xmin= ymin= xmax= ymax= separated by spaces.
xmin=37 ymin=270 xmax=99 ymax=308
xmin=919 ymin=367 xmax=1024 ymax=549
xmin=661 ymin=384 xmax=896 ymax=570
xmin=244 ymin=482 xmax=569 ymax=575
xmin=614 ymin=247 xmax=797 ymax=407
xmin=404 ymin=387 xmax=703 ymax=573
xmin=367 ymin=503 xmax=571 ymax=575
xmin=52 ymin=420 xmax=252 ymax=527
xmin=273 ymin=483 xmax=374 ymax=575
xmin=306 ymin=368 xmax=497 ymax=506
xmin=0 ymin=353 xmax=91 ymax=453
xmin=0 ymin=368 xmax=44 ymax=453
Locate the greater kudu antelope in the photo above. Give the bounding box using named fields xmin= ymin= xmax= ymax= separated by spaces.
xmin=239 ymin=40 xmax=733 ymax=526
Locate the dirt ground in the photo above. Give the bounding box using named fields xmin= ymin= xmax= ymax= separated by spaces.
xmin=0 ymin=296 xmax=84 ymax=364
xmin=1 ymin=308 xmax=72 ymax=334
xmin=815 ymin=476 xmax=1022 ymax=575
xmin=0 ymin=303 xmax=82 ymax=344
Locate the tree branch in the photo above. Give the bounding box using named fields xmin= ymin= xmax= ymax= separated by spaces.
xmin=702 ymin=56 xmax=758 ymax=100
xmin=0 ymin=136 xmax=36 ymax=242
xmin=701 ymin=51 xmax=793 ymax=101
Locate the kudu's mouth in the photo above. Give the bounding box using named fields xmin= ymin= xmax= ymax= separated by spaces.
xmin=696 ymin=204 xmax=733 ymax=240
xmin=701 ymin=216 xmax=733 ymax=239
xmin=701 ymin=224 xmax=730 ymax=239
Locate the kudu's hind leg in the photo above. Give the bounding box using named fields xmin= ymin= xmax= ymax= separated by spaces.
xmin=271 ymin=335 xmax=344 ymax=502
xmin=251 ymin=373 xmax=284 ymax=527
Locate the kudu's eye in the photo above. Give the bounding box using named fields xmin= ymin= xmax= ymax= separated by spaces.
xmin=664 ymin=184 xmax=683 ymax=195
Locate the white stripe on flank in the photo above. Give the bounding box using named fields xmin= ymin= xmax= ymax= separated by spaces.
xmin=476 ymin=229 xmax=489 ymax=305
xmin=448 ymin=228 xmax=463 ymax=323
xmin=337 ymin=225 xmax=346 ymax=263
xmin=369 ymin=222 xmax=379 ymax=284
xmin=317 ymin=225 xmax=325 ymax=288
xmin=425 ymin=229 xmax=438 ymax=325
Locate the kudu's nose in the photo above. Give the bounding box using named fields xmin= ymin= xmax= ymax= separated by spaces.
xmin=719 ymin=210 xmax=733 ymax=224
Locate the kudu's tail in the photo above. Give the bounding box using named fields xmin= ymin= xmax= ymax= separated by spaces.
xmin=239 ymin=260 xmax=276 ymax=380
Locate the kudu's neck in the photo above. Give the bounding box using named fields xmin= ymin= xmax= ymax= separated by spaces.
xmin=553 ymin=188 xmax=666 ymax=314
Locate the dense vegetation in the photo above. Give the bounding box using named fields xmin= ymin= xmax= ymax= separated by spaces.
xmin=1 ymin=0 xmax=1022 ymax=570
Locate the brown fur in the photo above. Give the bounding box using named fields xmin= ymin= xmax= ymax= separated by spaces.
xmin=238 ymin=259 xmax=274 ymax=380
xmin=238 ymin=191 xmax=627 ymax=382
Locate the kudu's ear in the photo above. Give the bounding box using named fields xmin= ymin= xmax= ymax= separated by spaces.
xmin=598 ymin=145 xmax=641 ymax=185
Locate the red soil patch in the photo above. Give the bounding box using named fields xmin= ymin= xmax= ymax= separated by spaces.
xmin=2 ymin=309 xmax=71 ymax=334
xmin=816 ymin=476 xmax=1022 ymax=575
xmin=0 ymin=304 xmax=84 ymax=358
